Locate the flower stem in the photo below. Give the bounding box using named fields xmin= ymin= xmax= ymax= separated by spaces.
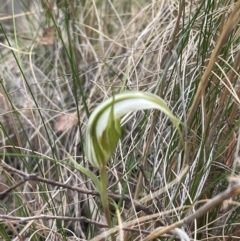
xmin=100 ymin=166 xmax=115 ymax=241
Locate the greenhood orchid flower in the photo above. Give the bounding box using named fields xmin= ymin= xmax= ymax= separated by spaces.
xmin=85 ymin=91 xmax=180 ymax=169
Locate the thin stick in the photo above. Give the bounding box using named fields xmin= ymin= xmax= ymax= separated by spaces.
xmin=143 ymin=182 xmax=240 ymax=241
xmin=0 ymin=162 xmax=152 ymax=215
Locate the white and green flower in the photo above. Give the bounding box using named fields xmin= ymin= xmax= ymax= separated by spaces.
xmin=85 ymin=91 xmax=180 ymax=169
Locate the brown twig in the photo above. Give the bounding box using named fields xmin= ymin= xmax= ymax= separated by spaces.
xmin=143 ymin=181 xmax=240 ymax=241
xmin=0 ymin=213 xmax=182 ymax=240
xmin=0 ymin=162 xmax=152 ymax=215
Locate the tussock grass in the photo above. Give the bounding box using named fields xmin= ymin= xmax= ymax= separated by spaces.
xmin=0 ymin=0 xmax=240 ymax=240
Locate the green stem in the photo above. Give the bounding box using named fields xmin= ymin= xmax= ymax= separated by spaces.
xmin=100 ymin=166 xmax=116 ymax=241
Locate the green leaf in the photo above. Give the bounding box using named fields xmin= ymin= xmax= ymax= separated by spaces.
xmin=68 ymin=156 xmax=102 ymax=193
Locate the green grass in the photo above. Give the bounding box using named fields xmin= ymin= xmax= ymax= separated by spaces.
xmin=0 ymin=0 xmax=240 ymax=240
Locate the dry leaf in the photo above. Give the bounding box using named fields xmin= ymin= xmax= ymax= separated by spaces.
xmin=40 ymin=26 xmax=55 ymax=45
xmin=54 ymin=112 xmax=78 ymax=133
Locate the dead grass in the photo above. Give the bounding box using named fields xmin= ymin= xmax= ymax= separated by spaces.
xmin=0 ymin=0 xmax=240 ymax=240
